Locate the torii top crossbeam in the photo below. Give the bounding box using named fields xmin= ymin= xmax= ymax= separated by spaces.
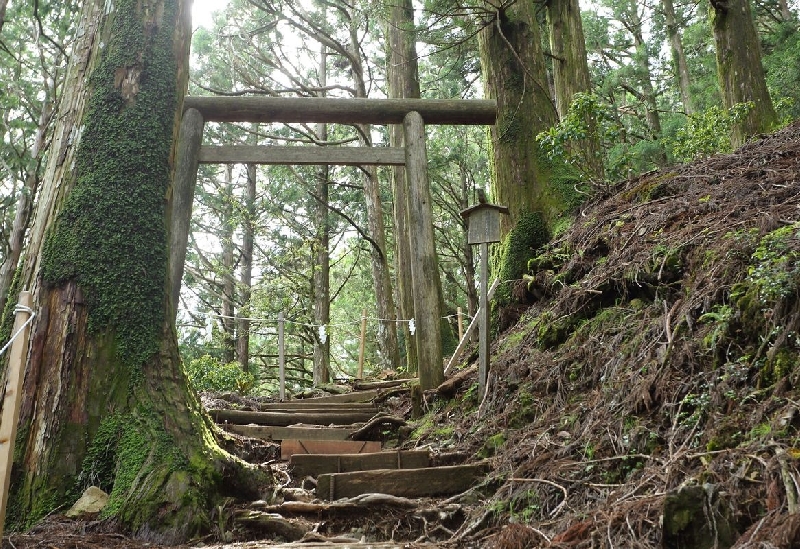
xmin=183 ymin=96 xmax=497 ymax=126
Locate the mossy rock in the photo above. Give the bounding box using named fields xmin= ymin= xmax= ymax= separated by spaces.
xmin=663 ymin=484 xmax=737 ymax=549
xmin=494 ymin=212 xmax=550 ymax=309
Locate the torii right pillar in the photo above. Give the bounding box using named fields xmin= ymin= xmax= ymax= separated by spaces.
xmin=403 ymin=111 xmax=444 ymax=390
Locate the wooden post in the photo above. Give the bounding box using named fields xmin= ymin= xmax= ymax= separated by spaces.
xmin=445 ymin=279 xmax=499 ymax=375
xmin=478 ymin=243 xmax=490 ymax=397
xmin=0 ymin=292 xmax=33 ymax=539
xmin=358 ymin=309 xmax=367 ymax=379
xmin=459 ymin=202 xmax=508 ymax=395
xmin=457 ymin=307 xmax=464 ymax=341
xmin=278 ymin=312 xmax=286 ymax=400
xmin=403 ymin=111 xmax=444 ymax=390
xmin=169 ymin=108 xmax=204 ymax=321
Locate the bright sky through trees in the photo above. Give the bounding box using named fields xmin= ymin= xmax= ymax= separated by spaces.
xmin=191 ymin=0 xmax=229 ymax=29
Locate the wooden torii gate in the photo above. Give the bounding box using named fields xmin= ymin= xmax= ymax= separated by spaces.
xmin=171 ymin=96 xmax=497 ymax=390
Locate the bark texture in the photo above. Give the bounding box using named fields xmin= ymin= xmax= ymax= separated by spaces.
xmin=662 ymin=0 xmax=694 ymax=114
xmin=313 ymin=42 xmax=331 ymax=386
xmin=710 ymin=0 xmax=778 ymax=148
xmin=386 ymin=0 xmax=420 ymax=373
xmin=478 ymin=1 xmax=559 ymax=235
xmin=8 ymin=0 xmax=261 ymax=541
xmin=546 ymin=0 xmax=604 ymax=180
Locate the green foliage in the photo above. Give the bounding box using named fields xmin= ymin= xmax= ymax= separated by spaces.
xmin=536 ymin=92 xmax=619 ymax=184
xmin=185 ymin=355 xmax=255 ymax=394
xmin=763 ymin=22 xmax=800 ymax=122
xmin=698 ymin=304 xmax=733 ymax=354
xmin=745 ymin=222 xmax=800 ymax=305
xmin=477 ymin=432 xmax=507 ymax=458
xmin=667 ymin=103 xmax=754 ymax=162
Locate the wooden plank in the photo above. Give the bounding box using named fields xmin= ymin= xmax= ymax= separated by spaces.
xmin=0 ymin=292 xmax=33 ymax=539
xmin=260 ymin=540 xmax=437 ymax=549
xmin=210 ymin=408 xmax=375 ymax=426
xmin=444 ymin=278 xmax=499 ymax=375
xmin=258 ymin=401 xmax=376 ymax=412
xmin=351 ymin=378 xmax=416 ymax=391
xmin=184 ymin=96 xmax=497 ymax=125
xmin=224 ymin=424 xmax=356 ymax=442
xmin=317 ymin=462 xmax=491 ymax=501
xmin=281 ymin=440 xmax=381 ymax=461
xmin=293 ymin=389 xmax=379 ymax=403
xmin=290 ymin=450 xmax=430 ymax=478
xmin=198 ymin=145 xmax=406 ymax=166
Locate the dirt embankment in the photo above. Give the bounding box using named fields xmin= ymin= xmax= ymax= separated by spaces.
xmin=421 ymin=120 xmax=800 ymax=548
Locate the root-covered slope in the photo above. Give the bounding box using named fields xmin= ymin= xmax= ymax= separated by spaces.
xmin=428 ymin=120 xmax=800 ymax=548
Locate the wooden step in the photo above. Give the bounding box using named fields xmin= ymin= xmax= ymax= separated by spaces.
xmin=281 ymin=439 xmax=381 ymax=461
xmin=293 ymin=389 xmax=379 ymax=403
xmin=265 ymin=541 xmax=436 ymax=549
xmin=223 ymin=424 xmax=357 ymax=441
xmin=290 ymin=450 xmax=430 ymax=478
xmin=351 ymin=378 xmax=417 ymax=390
xmin=259 ymin=401 xmax=377 ymax=412
xmin=210 ymin=408 xmax=376 ymax=426
xmin=316 ymin=462 xmax=491 ymax=500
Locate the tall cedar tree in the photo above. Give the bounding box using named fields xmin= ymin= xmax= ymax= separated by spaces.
xmin=478 ymin=1 xmax=559 ymax=234
xmin=386 ymin=0 xmax=421 ymax=373
xmin=545 ymin=0 xmax=604 ymax=180
xmin=7 ymin=0 xmax=261 ymax=540
xmin=710 ymin=0 xmax=778 ymax=147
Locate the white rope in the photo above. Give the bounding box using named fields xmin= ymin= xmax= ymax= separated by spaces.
xmin=0 ymin=306 xmax=36 ymax=358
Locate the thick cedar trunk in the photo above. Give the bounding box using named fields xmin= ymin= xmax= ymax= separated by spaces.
xmin=710 ymin=0 xmax=777 ymax=148
xmin=662 ymin=0 xmax=694 ymax=114
xmin=546 ymin=0 xmax=604 ymax=180
xmin=478 ymin=1 xmax=559 ymax=235
xmin=9 ymin=0 xmax=258 ymax=540
xmin=387 ymin=0 xmax=421 ymax=373
xmin=360 ymin=162 xmax=401 ymax=371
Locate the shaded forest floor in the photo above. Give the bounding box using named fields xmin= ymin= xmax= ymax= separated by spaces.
xmin=5 ymin=121 xmax=800 ymax=548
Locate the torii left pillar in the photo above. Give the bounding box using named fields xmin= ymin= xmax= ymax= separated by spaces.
xmin=170 ymin=108 xmax=204 ymax=320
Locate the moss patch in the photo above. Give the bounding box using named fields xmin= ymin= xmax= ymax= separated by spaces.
xmin=40 ymin=0 xmax=179 ymax=371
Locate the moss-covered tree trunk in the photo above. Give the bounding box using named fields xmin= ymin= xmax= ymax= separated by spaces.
xmin=710 ymin=0 xmax=777 ymax=148
xmin=479 ymin=2 xmax=575 ymax=319
xmin=478 ymin=2 xmax=560 ymax=236
xmin=546 ymin=0 xmax=604 ymax=181
xmin=7 ymin=0 xmax=259 ymax=541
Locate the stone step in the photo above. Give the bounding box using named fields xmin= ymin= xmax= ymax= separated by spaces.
xmin=289 ymin=450 xmax=430 ymax=478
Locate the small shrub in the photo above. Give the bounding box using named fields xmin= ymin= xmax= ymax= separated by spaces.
xmin=185 ymin=355 xmax=254 ymax=393
xmin=667 ymin=102 xmax=753 ymax=162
